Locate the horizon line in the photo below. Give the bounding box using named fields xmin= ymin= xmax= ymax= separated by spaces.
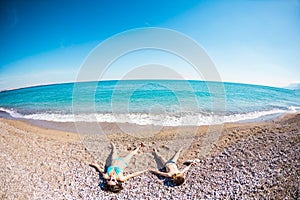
xmin=1 ymin=78 xmax=295 ymax=93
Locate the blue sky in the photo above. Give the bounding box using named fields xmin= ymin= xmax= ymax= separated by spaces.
xmin=0 ymin=0 xmax=299 ymax=90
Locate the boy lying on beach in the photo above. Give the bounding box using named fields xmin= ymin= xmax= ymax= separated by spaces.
xmin=150 ymin=147 xmax=195 ymax=186
xmin=90 ymin=142 xmax=148 ymax=193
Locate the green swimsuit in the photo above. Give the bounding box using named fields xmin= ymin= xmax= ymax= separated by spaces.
xmin=107 ymin=166 xmax=122 ymax=176
xmin=107 ymin=158 xmax=129 ymax=176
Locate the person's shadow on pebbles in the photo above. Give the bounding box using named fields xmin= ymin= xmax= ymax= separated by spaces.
xmin=89 ymin=165 xmax=106 ymax=191
xmin=90 ymin=149 xmax=114 ymax=191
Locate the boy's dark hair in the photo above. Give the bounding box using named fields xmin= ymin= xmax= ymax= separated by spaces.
xmin=173 ymin=174 xmax=185 ymax=186
xmin=105 ymin=181 xmax=123 ymax=193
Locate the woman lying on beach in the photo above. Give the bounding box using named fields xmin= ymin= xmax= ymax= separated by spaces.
xmin=150 ymin=147 xmax=195 ymax=186
xmin=90 ymin=142 xmax=148 ymax=193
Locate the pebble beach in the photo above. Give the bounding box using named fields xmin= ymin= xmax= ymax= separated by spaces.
xmin=0 ymin=113 xmax=299 ymax=199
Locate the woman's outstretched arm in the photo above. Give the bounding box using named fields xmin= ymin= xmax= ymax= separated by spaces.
xmin=89 ymin=162 xmax=109 ymax=179
xmin=89 ymin=162 xmax=103 ymax=171
xmin=120 ymin=169 xmax=149 ymax=181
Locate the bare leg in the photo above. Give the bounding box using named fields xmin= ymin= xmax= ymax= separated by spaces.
xmin=111 ymin=142 xmax=118 ymax=160
xmin=153 ymin=149 xmax=167 ymax=166
xmin=169 ymin=147 xmax=183 ymax=163
xmin=123 ymin=145 xmax=141 ymax=165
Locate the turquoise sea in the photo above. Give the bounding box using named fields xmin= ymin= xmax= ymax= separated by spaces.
xmin=0 ymin=80 xmax=299 ymax=126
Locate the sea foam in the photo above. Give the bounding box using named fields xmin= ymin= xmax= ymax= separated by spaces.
xmin=1 ymin=107 xmax=298 ymax=126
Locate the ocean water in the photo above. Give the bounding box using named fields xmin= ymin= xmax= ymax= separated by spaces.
xmin=0 ymin=80 xmax=299 ymax=126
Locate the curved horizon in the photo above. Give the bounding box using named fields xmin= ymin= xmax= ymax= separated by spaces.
xmin=1 ymin=79 xmax=298 ymax=93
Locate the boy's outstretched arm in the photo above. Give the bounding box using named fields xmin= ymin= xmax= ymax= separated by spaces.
xmin=150 ymin=169 xmax=172 ymax=178
xmin=181 ymin=162 xmax=194 ymax=174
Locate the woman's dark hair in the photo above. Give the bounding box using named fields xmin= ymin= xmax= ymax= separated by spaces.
xmin=105 ymin=181 xmax=123 ymax=193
